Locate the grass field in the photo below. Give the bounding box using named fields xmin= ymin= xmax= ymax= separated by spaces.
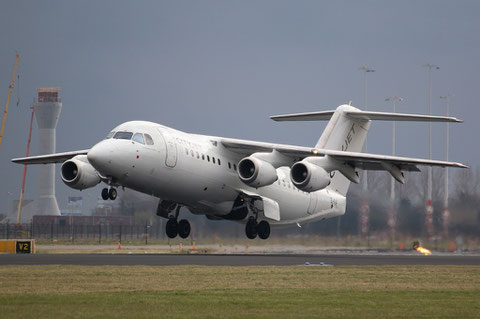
xmin=1 ymin=265 xmax=479 ymax=318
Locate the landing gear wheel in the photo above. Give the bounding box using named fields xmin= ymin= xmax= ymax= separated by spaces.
xmin=108 ymin=188 xmax=117 ymax=200
xmin=245 ymin=219 xmax=258 ymax=239
xmin=166 ymin=219 xmax=178 ymax=238
xmin=257 ymin=221 xmax=270 ymax=240
xmin=178 ymin=219 xmax=191 ymax=239
xmin=101 ymin=188 xmax=109 ymax=200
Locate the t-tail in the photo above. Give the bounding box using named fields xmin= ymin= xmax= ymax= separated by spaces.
xmin=271 ymin=104 xmax=463 ymax=196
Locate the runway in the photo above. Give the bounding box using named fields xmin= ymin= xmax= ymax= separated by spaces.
xmin=1 ymin=253 xmax=479 ymax=266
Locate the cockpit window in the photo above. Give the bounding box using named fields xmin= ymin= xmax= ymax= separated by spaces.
xmin=113 ymin=131 xmax=133 ymax=140
xmin=105 ymin=131 xmax=115 ymax=139
xmin=132 ymin=133 xmax=145 ymax=144
xmin=144 ymin=134 xmax=154 ymax=145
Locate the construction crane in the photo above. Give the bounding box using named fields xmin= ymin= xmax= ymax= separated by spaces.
xmin=16 ymin=107 xmax=35 ymax=224
xmin=0 ymin=52 xmax=20 ymax=149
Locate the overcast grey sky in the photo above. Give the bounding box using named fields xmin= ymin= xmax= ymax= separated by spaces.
xmin=0 ymin=1 xmax=478 ymax=214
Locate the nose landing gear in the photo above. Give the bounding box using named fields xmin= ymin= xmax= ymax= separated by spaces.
xmin=101 ymin=187 xmax=117 ymax=200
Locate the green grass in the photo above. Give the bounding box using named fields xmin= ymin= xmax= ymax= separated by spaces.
xmin=1 ymin=266 xmax=479 ymax=318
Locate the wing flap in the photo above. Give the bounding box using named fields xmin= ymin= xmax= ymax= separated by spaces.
xmin=12 ymin=150 xmax=90 ymax=165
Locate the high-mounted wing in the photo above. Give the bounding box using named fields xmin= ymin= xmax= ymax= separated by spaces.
xmin=11 ymin=149 xmax=90 ymax=165
xmin=221 ymin=138 xmax=467 ymax=170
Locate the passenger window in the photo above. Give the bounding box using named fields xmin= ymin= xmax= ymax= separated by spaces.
xmin=144 ymin=134 xmax=154 ymax=145
xmin=212 ymin=157 xmax=216 ymax=164
xmin=105 ymin=131 xmax=115 ymax=139
xmin=132 ymin=133 xmax=145 ymax=144
xmin=202 ymin=154 xmax=205 ymax=160
xmin=191 ymin=150 xmax=194 ymax=157
xmin=113 ymin=131 xmax=133 ymax=140
xmin=228 ymin=162 xmax=231 ymax=169
xmin=185 ymin=148 xmax=189 ymax=155
xmin=218 ymin=159 xmax=221 ymax=165
xmin=233 ymin=164 xmax=237 ymax=171
xmin=196 ymin=151 xmax=199 ymax=159
xmin=207 ymin=155 xmax=210 ymax=162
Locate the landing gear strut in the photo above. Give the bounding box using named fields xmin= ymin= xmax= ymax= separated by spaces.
xmin=245 ymin=219 xmax=270 ymax=240
xmin=101 ymin=187 xmax=117 ymax=200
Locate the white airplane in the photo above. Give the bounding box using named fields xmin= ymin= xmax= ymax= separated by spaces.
xmin=12 ymin=104 xmax=467 ymax=240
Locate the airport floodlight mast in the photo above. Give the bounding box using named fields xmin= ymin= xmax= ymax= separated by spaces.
xmin=440 ymin=94 xmax=452 ymax=238
xmin=423 ymin=62 xmax=440 ymax=239
xmin=385 ymin=96 xmax=404 ymax=240
xmin=385 ymin=96 xmax=404 ymax=202
xmin=358 ymin=64 xmax=375 ymax=240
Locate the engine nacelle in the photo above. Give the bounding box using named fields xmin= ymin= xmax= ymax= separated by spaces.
xmin=290 ymin=161 xmax=330 ymax=192
xmin=237 ymin=156 xmax=277 ymax=188
xmin=61 ymin=155 xmax=101 ymax=190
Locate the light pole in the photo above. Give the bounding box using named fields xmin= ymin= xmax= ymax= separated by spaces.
xmin=423 ymin=62 xmax=439 ymax=239
xmin=358 ymin=65 xmax=375 ymax=241
xmin=385 ymin=96 xmax=403 ymax=245
xmin=385 ymin=96 xmax=404 ymax=201
xmin=440 ymin=94 xmax=451 ymax=238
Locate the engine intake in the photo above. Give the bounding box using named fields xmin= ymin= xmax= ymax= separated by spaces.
xmin=290 ymin=161 xmax=330 ymax=192
xmin=61 ymin=155 xmax=101 ymax=190
xmin=238 ymin=157 xmax=277 ymax=188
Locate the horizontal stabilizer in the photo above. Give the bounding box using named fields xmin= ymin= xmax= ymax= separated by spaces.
xmin=271 ymin=108 xmax=462 ymax=123
xmin=345 ymin=110 xmax=462 ymax=123
xmin=270 ymin=110 xmax=335 ymax=121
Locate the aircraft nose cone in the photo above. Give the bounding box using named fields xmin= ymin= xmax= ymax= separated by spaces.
xmin=87 ymin=141 xmax=110 ymax=170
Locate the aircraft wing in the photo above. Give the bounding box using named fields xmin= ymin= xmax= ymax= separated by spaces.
xmin=221 ymin=138 xmax=467 ymax=170
xmin=11 ymin=150 xmax=90 ymax=165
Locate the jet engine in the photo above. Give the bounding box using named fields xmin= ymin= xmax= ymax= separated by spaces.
xmin=290 ymin=161 xmax=330 ymax=192
xmin=237 ymin=156 xmax=277 ymax=188
xmin=61 ymin=155 xmax=101 ymax=190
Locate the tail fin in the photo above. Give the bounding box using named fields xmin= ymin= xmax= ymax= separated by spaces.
xmin=315 ymin=105 xmax=370 ymax=195
xmin=272 ymin=105 xmax=370 ymax=195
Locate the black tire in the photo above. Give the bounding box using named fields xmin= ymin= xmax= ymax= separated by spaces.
xmin=166 ymin=219 xmax=178 ymax=238
xmin=245 ymin=219 xmax=257 ymax=239
xmin=101 ymin=188 xmax=109 ymax=200
xmin=257 ymin=221 xmax=270 ymax=240
xmin=108 ymin=188 xmax=117 ymax=200
xmin=178 ymin=219 xmax=191 ymax=239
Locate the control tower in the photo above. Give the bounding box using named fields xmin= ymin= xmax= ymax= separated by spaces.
xmin=32 ymin=87 xmax=62 ymax=216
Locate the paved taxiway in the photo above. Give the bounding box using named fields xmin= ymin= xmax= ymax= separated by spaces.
xmin=1 ymin=253 xmax=479 ymax=266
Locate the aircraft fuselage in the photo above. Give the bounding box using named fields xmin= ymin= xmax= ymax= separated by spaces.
xmin=87 ymin=120 xmax=346 ymax=226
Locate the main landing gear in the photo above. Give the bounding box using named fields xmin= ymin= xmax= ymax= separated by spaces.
xmin=101 ymin=187 xmax=117 ymax=200
xmin=156 ymin=201 xmax=191 ymax=239
xmin=245 ymin=218 xmax=270 ymax=240
xmin=166 ymin=219 xmax=191 ymax=239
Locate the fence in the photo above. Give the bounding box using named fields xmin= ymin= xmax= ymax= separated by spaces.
xmin=0 ymin=222 xmax=169 ymax=244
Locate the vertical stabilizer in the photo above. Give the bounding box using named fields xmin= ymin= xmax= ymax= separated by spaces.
xmin=271 ymin=104 xmax=371 ymax=195
xmin=316 ymin=105 xmax=370 ymax=195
